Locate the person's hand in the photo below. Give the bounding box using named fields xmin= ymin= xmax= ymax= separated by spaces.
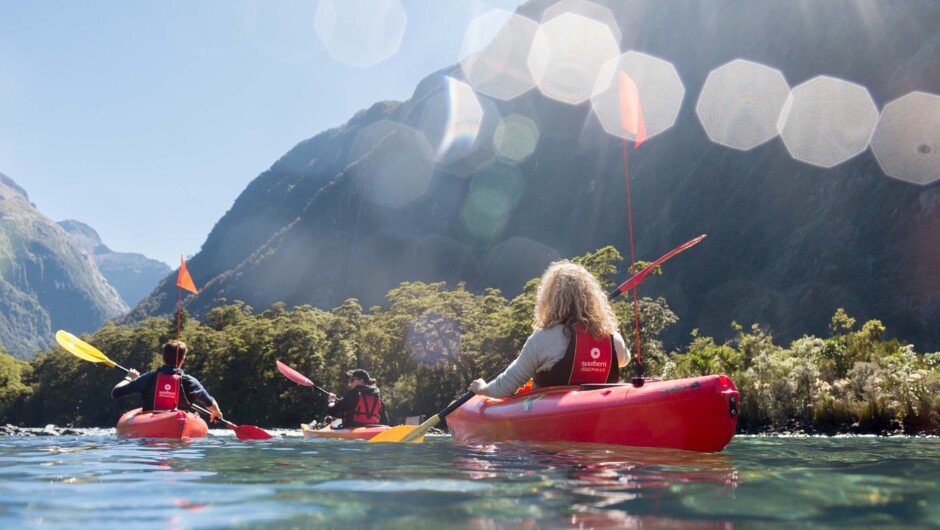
xmin=210 ymin=410 xmax=223 ymax=423
xmin=328 ymin=392 xmax=336 ymax=402
xmin=127 ymin=369 xmax=140 ymax=380
xmin=469 ymin=378 xmax=487 ymax=394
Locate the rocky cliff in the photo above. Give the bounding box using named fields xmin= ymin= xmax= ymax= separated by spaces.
xmin=0 ymin=174 xmax=129 ymax=358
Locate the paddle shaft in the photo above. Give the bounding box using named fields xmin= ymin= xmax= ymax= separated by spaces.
xmin=604 ymin=234 xmax=707 ymax=385
xmin=190 ymin=403 xmax=234 ymax=428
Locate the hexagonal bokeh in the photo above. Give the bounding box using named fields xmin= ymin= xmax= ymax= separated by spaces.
xmin=871 ymin=91 xmax=940 ymax=186
xmin=242 ymin=0 xmax=324 ymax=63
xmin=696 ymin=59 xmax=790 ymax=151
xmin=349 ymin=120 xmax=435 ymax=208
xmin=461 ymin=161 xmax=526 ymax=240
xmin=460 ymin=12 xmax=539 ymax=101
xmin=590 ymin=51 xmax=685 ymax=142
xmin=406 ymin=310 xmax=461 ymax=365
xmin=778 ymin=76 xmax=879 ymax=168
xmin=542 ymin=0 xmax=622 ymax=43
xmin=314 ymin=0 xmax=406 ymax=68
xmin=493 ymin=114 xmax=540 ymax=162
xmin=527 ymin=13 xmax=621 ymax=105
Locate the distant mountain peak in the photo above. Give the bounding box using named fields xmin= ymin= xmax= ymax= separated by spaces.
xmin=0 ymin=172 xmax=30 ymax=202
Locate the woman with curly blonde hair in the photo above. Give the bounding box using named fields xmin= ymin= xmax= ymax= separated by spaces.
xmin=469 ymin=261 xmax=630 ymax=398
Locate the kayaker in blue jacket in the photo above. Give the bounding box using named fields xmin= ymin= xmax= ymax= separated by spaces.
xmin=469 ymin=261 xmax=630 ymax=398
xmin=325 ymin=369 xmax=389 ymax=427
xmin=111 ymin=339 xmax=223 ymax=422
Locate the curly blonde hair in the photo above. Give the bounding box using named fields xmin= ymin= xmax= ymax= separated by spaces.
xmin=533 ymin=261 xmax=618 ymax=337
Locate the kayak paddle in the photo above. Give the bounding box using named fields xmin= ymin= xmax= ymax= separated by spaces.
xmin=369 ymin=234 xmax=708 ymax=443
xmin=54 ymin=330 xmax=273 ymax=441
xmin=276 ymin=360 xmax=331 ymax=396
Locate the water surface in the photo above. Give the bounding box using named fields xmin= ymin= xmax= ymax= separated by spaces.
xmin=0 ymin=432 xmax=937 ymax=528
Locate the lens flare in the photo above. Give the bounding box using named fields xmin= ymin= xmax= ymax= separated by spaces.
xmin=242 ymin=0 xmax=324 ymax=63
xmin=527 ymin=13 xmax=621 ymax=105
xmin=349 ymin=120 xmax=435 ymax=208
xmin=461 ymin=162 xmax=525 ymax=240
xmin=871 ymin=91 xmax=940 ymax=186
xmin=493 ymin=114 xmax=540 ymax=162
xmin=696 ymin=59 xmax=790 ymax=151
xmin=591 ymin=52 xmax=684 ymax=142
xmin=405 ymin=311 xmax=462 ymax=366
xmin=314 ymin=0 xmax=407 ymax=68
xmin=460 ymin=12 xmax=539 ymax=101
xmin=778 ymin=76 xmax=878 ymax=168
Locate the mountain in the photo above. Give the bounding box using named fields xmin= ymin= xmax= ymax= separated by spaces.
xmin=58 ymin=220 xmax=171 ymax=308
xmin=131 ymin=0 xmax=940 ymax=351
xmin=0 ymin=173 xmax=129 ymax=358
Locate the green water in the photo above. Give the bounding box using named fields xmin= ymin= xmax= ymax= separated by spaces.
xmin=0 ymin=433 xmax=937 ymax=529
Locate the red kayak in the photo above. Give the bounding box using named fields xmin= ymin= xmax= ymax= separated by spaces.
xmin=447 ymin=375 xmax=739 ymax=452
xmin=115 ymin=408 xmax=209 ymax=440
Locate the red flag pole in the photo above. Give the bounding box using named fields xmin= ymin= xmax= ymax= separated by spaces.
xmin=618 ymin=71 xmax=647 ymax=386
xmin=176 ymin=256 xmax=183 ymax=409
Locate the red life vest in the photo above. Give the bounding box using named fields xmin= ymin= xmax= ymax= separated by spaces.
xmin=152 ymin=372 xmax=180 ymax=411
xmin=533 ymin=325 xmax=619 ymax=388
xmin=348 ymin=389 xmax=383 ymax=425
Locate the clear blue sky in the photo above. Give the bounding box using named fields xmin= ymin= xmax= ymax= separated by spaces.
xmin=0 ymin=0 xmax=525 ymax=266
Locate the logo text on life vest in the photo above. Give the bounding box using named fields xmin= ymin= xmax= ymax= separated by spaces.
xmin=158 ymin=383 xmax=176 ymax=399
xmin=590 ymin=347 xmax=601 ymax=359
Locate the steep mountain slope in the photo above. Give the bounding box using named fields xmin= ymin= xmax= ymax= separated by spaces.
xmin=131 ymin=0 xmax=940 ymax=351
xmin=58 ymin=220 xmax=170 ymax=308
xmin=0 ymin=174 xmax=128 ymax=358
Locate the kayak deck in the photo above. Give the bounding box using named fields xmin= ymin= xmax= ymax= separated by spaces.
xmin=301 ymin=423 xmax=391 ymax=440
xmin=447 ymin=375 xmax=739 ymax=452
xmin=115 ymin=408 xmax=208 ymax=440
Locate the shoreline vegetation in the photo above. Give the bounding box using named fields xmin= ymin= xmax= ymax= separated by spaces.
xmin=2 ymin=248 xmax=938 ymax=436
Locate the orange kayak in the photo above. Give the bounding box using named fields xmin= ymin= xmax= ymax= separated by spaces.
xmin=301 ymin=423 xmax=391 ymax=440
xmin=447 ymin=375 xmax=739 ymax=452
xmin=115 ymin=408 xmax=208 ymax=439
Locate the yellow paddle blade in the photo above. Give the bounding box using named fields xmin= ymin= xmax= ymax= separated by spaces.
xmin=54 ymin=330 xmax=116 ymax=368
xmin=368 ymin=415 xmax=441 ymax=443
xmin=368 ymin=425 xmax=425 ymax=443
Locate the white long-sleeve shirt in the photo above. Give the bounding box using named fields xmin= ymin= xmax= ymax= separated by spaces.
xmin=476 ymin=324 xmax=630 ymax=398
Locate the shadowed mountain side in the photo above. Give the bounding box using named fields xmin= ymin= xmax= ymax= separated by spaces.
xmin=58 ymin=220 xmax=171 ymax=308
xmin=0 ymin=174 xmax=129 ymax=358
xmin=129 ymin=0 xmax=940 ymax=351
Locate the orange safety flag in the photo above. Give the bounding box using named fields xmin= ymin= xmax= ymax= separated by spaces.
xmin=176 ymin=255 xmax=199 ymax=294
xmin=618 ymin=71 xmax=647 ymax=149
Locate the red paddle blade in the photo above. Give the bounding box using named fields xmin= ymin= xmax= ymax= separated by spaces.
xmin=230 ymin=424 xmax=273 ymax=440
xmin=276 ymin=360 xmax=314 ymax=387
xmin=611 ymin=234 xmax=707 ymax=298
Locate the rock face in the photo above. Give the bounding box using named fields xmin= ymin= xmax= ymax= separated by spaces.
xmin=0 ymin=173 xmax=129 ymax=359
xmin=58 ymin=220 xmax=170 ymax=308
xmin=130 ymin=0 xmax=940 ymax=351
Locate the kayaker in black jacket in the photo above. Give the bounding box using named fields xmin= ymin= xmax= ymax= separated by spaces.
xmin=468 ymin=261 xmax=630 ymax=398
xmin=111 ymin=340 xmax=223 ymax=422
xmin=326 ymin=369 xmax=389 ymax=427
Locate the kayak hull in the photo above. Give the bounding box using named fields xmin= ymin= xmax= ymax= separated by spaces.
xmin=301 ymin=423 xmax=391 ymax=440
xmin=115 ymin=408 xmax=208 ymax=440
xmin=447 ymin=375 xmax=739 ymax=453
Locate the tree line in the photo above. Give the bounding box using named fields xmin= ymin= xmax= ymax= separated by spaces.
xmin=1 ymin=246 xmax=937 ymax=434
